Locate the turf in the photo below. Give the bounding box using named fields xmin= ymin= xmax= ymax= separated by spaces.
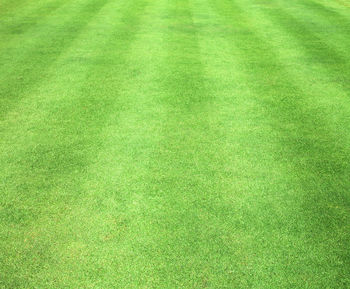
xmin=0 ymin=0 xmax=350 ymax=287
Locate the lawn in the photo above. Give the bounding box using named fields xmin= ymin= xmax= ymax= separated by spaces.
xmin=0 ymin=0 xmax=349 ymax=287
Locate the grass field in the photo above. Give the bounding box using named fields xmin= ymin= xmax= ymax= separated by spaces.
xmin=0 ymin=0 xmax=350 ymax=287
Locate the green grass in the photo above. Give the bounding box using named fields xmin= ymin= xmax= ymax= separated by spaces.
xmin=0 ymin=0 xmax=349 ymax=287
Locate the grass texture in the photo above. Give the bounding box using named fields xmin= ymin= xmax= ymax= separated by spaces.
xmin=0 ymin=0 xmax=349 ymax=287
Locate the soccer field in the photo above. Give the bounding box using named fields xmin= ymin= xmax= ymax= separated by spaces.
xmin=0 ymin=0 xmax=349 ymax=287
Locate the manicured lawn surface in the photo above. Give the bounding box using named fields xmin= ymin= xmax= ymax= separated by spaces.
xmin=0 ymin=0 xmax=349 ymax=287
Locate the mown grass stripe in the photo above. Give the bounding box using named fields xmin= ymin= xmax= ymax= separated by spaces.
xmin=299 ymin=0 xmax=350 ymax=22
xmin=144 ymin=0 xmax=214 ymax=284
xmin=0 ymin=0 xmax=31 ymax=17
xmin=0 ymin=0 xmax=349 ymax=287
xmin=123 ymin=0 xmax=251 ymax=287
xmin=209 ymin=0 xmax=350 ymax=286
xmin=284 ymin=0 xmax=350 ymax=57
xmin=258 ymin=0 xmax=350 ymax=91
xmin=0 ymin=0 xmax=152 ymax=286
xmin=0 ymin=0 xmax=69 ymax=49
xmin=0 ymin=0 xmax=111 ymax=120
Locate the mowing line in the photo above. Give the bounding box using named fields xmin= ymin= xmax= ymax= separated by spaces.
xmin=0 ymin=0 xmax=70 ymax=50
xmin=0 ymin=0 xmax=153 ymax=286
xmin=0 ymin=0 xmax=111 ymax=120
xmin=209 ymin=0 xmax=350 ymax=286
xmin=258 ymin=0 xmax=350 ymax=92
